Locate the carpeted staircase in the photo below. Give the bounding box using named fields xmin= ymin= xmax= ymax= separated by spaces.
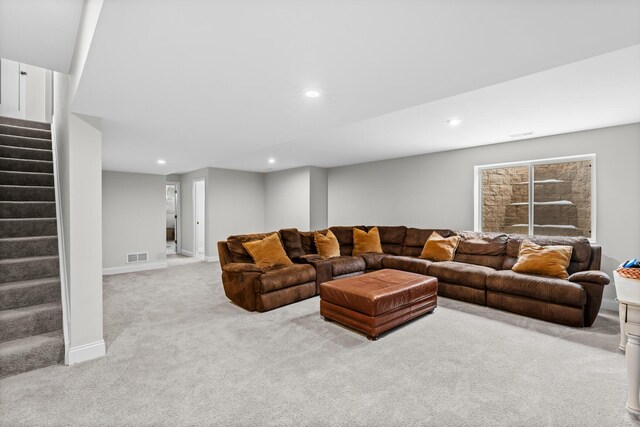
xmin=0 ymin=116 xmax=64 ymax=379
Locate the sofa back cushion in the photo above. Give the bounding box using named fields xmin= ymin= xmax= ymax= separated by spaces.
xmin=503 ymin=235 xmax=592 ymax=274
xmin=227 ymin=232 xmax=278 ymax=263
xmin=279 ymin=228 xmax=305 ymax=258
xmin=367 ymin=225 xmax=407 ymax=255
xmin=402 ymin=228 xmax=456 ymax=257
xmin=453 ymin=231 xmax=508 ymax=270
xmin=329 ymin=225 xmax=367 ymax=256
xmin=300 ymin=231 xmax=319 ymax=254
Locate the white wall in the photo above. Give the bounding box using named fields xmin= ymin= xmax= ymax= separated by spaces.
xmin=102 ymin=171 xmax=166 ymax=274
xmin=265 ymin=167 xmax=310 ymax=231
xmin=328 ymin=123 xmax=640 ymax=309
xmin=52 ymin=71 xmax=104 ymax=364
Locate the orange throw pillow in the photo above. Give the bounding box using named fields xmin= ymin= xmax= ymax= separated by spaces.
xmin=419 ymin=232 xmax=460 ymax=261
xmin=242 ymin=233 xmax=293 ymax=268
xmin=512 ymin=239 xmax=573 ymax=279
xmin=352 ymin=227 xmax=383 ymax=255
xmin=314 ymin=230 xmax=341 ymax=259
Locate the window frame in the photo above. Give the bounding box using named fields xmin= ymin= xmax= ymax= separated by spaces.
xmin=473 ymin=153 xmax=597 ymax=242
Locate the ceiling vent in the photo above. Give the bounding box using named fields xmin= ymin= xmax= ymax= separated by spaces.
xmin=127 ymin=252 xmax=149 ymax=263
xmin=509 ymin=131 xmax=534 ymax=138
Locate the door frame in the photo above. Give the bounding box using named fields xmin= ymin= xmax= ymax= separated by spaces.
xmin=193 ymin=178 xmax=206 ymax=260
xmin=166 ymin=181 xmax=181 ymax=254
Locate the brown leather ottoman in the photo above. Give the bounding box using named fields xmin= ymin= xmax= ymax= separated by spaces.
xmin=320 ymin=269 xmax=437 ymax=340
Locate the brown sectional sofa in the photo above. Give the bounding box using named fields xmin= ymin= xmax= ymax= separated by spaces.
xmin=217 ymin=226 xmax=610 ymax=327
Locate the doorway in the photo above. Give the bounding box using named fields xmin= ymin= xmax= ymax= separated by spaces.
xmin=165 ymin=182 xmax=180 ymax=255
xmin=193 ymin=178 xmax=206 ymax=260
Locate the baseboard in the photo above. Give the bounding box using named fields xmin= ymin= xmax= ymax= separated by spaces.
xmin=181 ymin=249 xmax=193 ymax=256
xmin=205 ymin=256 xmax=219 ymax=263
xmin=102 ymin=261 xmax=167 ymax=276
xmin=67 ymin=340 xmax=105 ymax=365
xmin=601 ymin=298 xmax=619 ymax=313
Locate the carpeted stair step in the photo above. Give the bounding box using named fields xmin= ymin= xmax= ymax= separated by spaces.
xmin=0 ymin=218 xmax=57 ymax=237
xmin=0 ymin=330 xmax=64 ymax=380
xmin=0 ymin=236 xmax=58 ymax=259
xmin=0 ymin=145 xmax=52 ymax=161
xmin=0 ymin=135 xmax=52 ymax=150
xmin=0 ymin=278 xmax=61 ymax=310
xmin=0 ymin=157 xmax=53 ymax=173
xmin=0 ymin=302 xmax=62 ymax=343
xmin=0 ymin=116 xmax=50 ymax=131
xmin=0 ymin=171 xmax=54 ymax=187
xmin=0 ymin=202 xmax=56 ymax=218
xmin=0 ymin=124 xmax=51 ymax=140
xmin=0 ymin=185 xmax=55 ymax=201
xmin=0 ymin=255 xmax=59 ymax=283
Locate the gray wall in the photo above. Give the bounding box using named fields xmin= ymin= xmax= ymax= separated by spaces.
xmin=265 ymin=167 xmax=310 ymax=231
xmin=180 ymin=168 xmax=265 ymax=260
xmin=309 ymin=167 xmax=328 ymax=230
xmin=102 ymin=171 xmax=167 ymax=272
xmin=328 ymin=123 xmax=640 ymax=308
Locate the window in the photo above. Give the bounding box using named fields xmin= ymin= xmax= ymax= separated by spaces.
xmin=474 ymin=154 xmax=595 ymax=240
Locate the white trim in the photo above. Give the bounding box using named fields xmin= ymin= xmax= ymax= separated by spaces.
xmin=68 ymin=340 xmax=105 ymax=365
xmin=475 ymin=153 xmax=596 ymax=242
xmin=601 ymin=298 xmax=619 ymax=313
xmin=102 ymin=261 xmax=167 ymax=276
xmin=181 ymin=249 xmax=194 ymax=257
xmin=205 ymin=256 xmax=218 ymax=263
xmin=50 ymin=117 xmax=71 ymax=365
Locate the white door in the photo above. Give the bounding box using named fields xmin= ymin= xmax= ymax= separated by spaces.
xmin=0 ymin=59 xmax=50 ymax=121
xmin=194 ymin=179 xmax=206 ymax=259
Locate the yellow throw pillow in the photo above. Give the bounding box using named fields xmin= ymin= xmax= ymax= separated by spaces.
xmin=242 ymin=233 xmax=293 ymax=268
xmin=419 ymin=232 xmax=461 ymax=261
xmin=512 ymin=239 xmax=573 ymax=279
xmin=314 ymin=230 xmax=341 ymax=259
xmin=352 ymin=227 xmax=383 ymax=255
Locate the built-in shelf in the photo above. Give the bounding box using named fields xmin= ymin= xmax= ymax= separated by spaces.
xmin=510 ymin=200 xmax=574 ymax=206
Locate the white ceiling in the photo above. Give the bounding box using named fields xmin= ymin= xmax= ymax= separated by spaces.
xmin=0 ymin=0 xmax=84 ymax=73
xmin=67 ymin=1 xmax=640 ymax=174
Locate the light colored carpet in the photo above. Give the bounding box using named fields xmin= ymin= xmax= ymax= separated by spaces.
xmin=0 ymin=261 xmax=634 ymax=426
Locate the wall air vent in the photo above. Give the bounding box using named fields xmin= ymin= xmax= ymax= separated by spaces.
xmin=126 ymin=252 xmax=149 ymax=263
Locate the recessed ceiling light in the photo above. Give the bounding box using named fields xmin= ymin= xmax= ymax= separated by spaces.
xmin=268 ymin=158 xmax=276 ymax=164
xmin=304 ymin=88 xmax=321 ymax=98
xmin=157 ymin=159 xmax=166 ymax=165
xmin=447 ymin=118 xmax=462 ymax=126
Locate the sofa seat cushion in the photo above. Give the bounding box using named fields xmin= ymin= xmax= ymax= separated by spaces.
xmin=330 ymin=256 xmax=366 ymax=276
xmin=258 ymin=264 xmax=316 ymax=293
xmin=486 ymin=270 xmax=586 ymax=307
xmin=428 ymin=261 xmax=495 ymax=289
xmin=382 ymin=256 xmax=432 ymax=275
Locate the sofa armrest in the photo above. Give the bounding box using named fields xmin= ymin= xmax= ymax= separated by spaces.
xmin=569 ymin=270 xmax=610 ymax=286
xmin=297 ymin=256 xmax=332 ymax=294
xmin=222 ymin=263 xmax=264 ymax=274
xmin=298 ymin=254 xmax=324 ymax=262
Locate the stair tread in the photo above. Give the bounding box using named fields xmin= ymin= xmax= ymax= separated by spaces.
xmin=0 ymin=235 xmax=57 ymax=242
xmin=0 ymin=277 xmax=60 ymax=290
xmin=0 ymin=255 xmax=59 ymax=265
xmin=0 ymin=217 xmax=56 ymax=220
xmin=0 ymin=157 xmax=52 ymax=163
xmin=0 ymin=134 xmax=51 ymax=142
xmin=0 ymin=144 xmax=52 ymax=153
xmin=0 ymin=185 xmax=54 ymax=189
xmin=0 ymin=117 xmax=51 ymax=131
xmin=0 ymin=301 xmax=62 ymax=319
xmin=0 ymin=171 xmax=54 ymax=176
xmin=0 ymin=330 xmax=63 ymax=355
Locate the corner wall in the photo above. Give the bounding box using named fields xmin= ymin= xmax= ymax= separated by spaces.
xmin=327 ymin=123 xmax=640 ymax=310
